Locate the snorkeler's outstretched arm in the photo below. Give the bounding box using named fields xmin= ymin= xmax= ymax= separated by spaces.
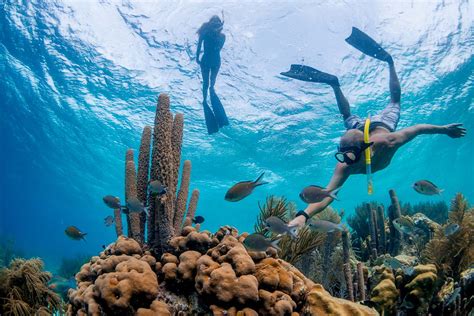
xmin=391 ymin=123 xmax=466 ymax=147
xmin=196 ymin=37 xmax=203 ymax=64
xmin=288 ymin=163 xmax=351 ymax=228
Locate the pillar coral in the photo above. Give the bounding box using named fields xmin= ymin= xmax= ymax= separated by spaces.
xmin=125 ymin=158 xmax=141 ymax=243
xmin=174 ymin=160 xmax=191 ymax=232
xmin=137 ymin=126 xmax=152 ymax=243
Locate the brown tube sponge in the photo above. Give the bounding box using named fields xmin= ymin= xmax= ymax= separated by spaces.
xmin=174 ymin=160 xmax=191 ymax=232
xmin=376 ymin=205 xmax=386 ymax=254
xmin=126 ymin=159 xmax=141 ymax=243
xmin=137 ymin=126 xmax=152 ymax=243
xmin=183 ymin=189 xmax=200 ymax=227
xmin=367 ymin=204 xmax=378 ymax=259
xmin=388 ymin=189 xmax=402 ymax=256
xmin=171 ymin=113 xmax=184 ymax=194
xmin=341 ymin=230 xmax=354 ymax=301
xmin=114 ymin=208 xmax=123 ymax=237
xmin=125 ymin=149 xmax=134 ymax=238
xmin=150 ymin=94 xmax=176 ymax=251
xmin=357 ymin=262 xmax=366 ymax=301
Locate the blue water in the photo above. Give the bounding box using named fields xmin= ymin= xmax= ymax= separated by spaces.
xmin=1 ymin=1 xmax=473 ymax=270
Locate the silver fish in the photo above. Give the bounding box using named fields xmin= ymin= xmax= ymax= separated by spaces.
xmin=104 ymin=216 xmax=115 ymax=227
xmin=413 ymin=180 xmax=443 ymax=195
xmin=103 ymin=195 xmax=121 ymax=209
xmin=148 ymin=180 xmax=167 ymax=195
xmin=444 ymin=223 xmax=460 ymax=236
xmin=225 ymin=172 xmax=268 ymax=202
xmin=125 ymin=197 xmax=147 ymax=214
xmin=308 ymin=220 xmax=344 ymax=233
xmin=299 ymin=185 xmax=340 ymax=203
xmin=243 ymin=233 xmax=280 ymax=252
xmin=264 ymin=216 xmax=298 ymax=238
xmin=392 ymin=218 xmax=421 ymax=236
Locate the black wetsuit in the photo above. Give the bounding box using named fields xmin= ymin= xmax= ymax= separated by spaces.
xmin=199 ymin=32 xmax=225 ymax=102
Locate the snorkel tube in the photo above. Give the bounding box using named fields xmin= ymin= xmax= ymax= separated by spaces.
xmin=364 ymin=117 xmax=373 ymax=195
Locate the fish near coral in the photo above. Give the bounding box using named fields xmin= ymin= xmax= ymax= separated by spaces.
xmin=392 ymin=218 xmax=422 ymax=236
xmin=192 ymin=215 xmax=205 ymax=224
xmin=225 ymin=172 xmax=268 ymax=202
xmin=65 ymin=226 xmax=87 ymax=241
xmin=444 ymin=223 xmax=460 ymax=236
xmin=103 ymin=195 xmax=121 ymax=209
xmin=308 ymin=219 xmax=344 ymax=233
xmin=413 ymin=180 xmax=443 ymax=195
xmin=243 ymin=233 xmax=280 ymax=252
xmin=104 ymin=215 xmax=115 ymax=227
xmin=264 ymin=216 xmax=298 ymax=238
xmin=125 ymin=197 xmax=147 ymax=214
xmin=148 ymin=180 xmax=167 ymax=196
xmin=299 ymin=185 xmax=340 ymax=203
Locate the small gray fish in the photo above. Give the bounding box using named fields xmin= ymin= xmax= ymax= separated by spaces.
xmin=148 ymin=180 xmax=167 ymax=195
xmin=264 ymin=216 xmax=298 ymax=238
xmin=243 ymin=233 xmax=280 ymax=252
xmin=392 ymin=218 xmax=420 ymax=236
xmin=103 ymin=195 xmax=121 ymax=209
xmin=125 ymin=197 xmax=147 ymax=214
xmin=225 ymin=172 xmax=268 ymax=202
xmin=413 ymin=180 xmax=444 ymax=195
xmin=444 ymin=223 xmax=460 ymax=236
xmin=65 ymin=226 xmax=87 ymax=241
xmin=308 ymin=220 xmax=344 ymax=233
xmin=104 ymin=215 xmax=115 ymax=227
xmin=299 ymin=185 xmax=340 ymax=204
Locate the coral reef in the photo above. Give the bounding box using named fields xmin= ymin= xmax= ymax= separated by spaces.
xmin=422 ymin=193 xmax=473 ymax=278
xmin=401 ymin=200 xmax=449 ymax=224
xmin=370 ymin=267 xmax=398 ymax=314
xmin=67 ymin=226 xmax=377 ymax=315
xmin=0 ymin=258 xmax=61 ymax=315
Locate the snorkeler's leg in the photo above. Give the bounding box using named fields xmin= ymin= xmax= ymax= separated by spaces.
xmin=332 ymin=85 xmax=351 ymax=120
xmin=209 ymin=64 xmax=229 ymax=127
xmin=209 ymin=63 xmax=220 ymax=91
xmin=201 ymin=64 xmax=210 ymax=102
xmin=389 ymin=62 xmax=401 ymax=104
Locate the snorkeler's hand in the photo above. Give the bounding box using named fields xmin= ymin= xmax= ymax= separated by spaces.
xmin=288 ymin=215 xmax=306 ymax=230
xmin=444 ymin=123 xmax=466 ymax=138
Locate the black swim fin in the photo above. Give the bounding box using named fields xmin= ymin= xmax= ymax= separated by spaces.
xmin=345 ymin=27 xmax=393 ymax=63
xmin=280 ymin=64 xmax=339 ymax=86
xmin=203 ymin=101 xmax=219 ymax=134
xmin=209 ymin=89 xmax=229 ymax=128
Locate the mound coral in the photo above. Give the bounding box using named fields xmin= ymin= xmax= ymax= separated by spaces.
xmin=370 ymin=267 xmax=398 ymax=314
xmin=68 ymin=226 xmax=377 ymax=315
xmin=0 ymin=258 xmax=61 ymax=315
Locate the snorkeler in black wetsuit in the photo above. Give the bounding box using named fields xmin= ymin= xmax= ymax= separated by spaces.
xmin=196 ymin=15 xmax=229 ymax=134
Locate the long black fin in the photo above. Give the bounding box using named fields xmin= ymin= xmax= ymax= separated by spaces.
xmin=253 ymin=172 xmax=269 ymax=187
xmin=345 ymin=27 xmax=392 ymax=63
xmin=203 ymin=101 xmax=219 ymax=134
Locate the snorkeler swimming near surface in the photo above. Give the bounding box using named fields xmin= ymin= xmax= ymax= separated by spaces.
xmin=196 ymin=13 xmax=229 ymax=134
xmin=281 ymin=27 xmax=467 ymax=229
